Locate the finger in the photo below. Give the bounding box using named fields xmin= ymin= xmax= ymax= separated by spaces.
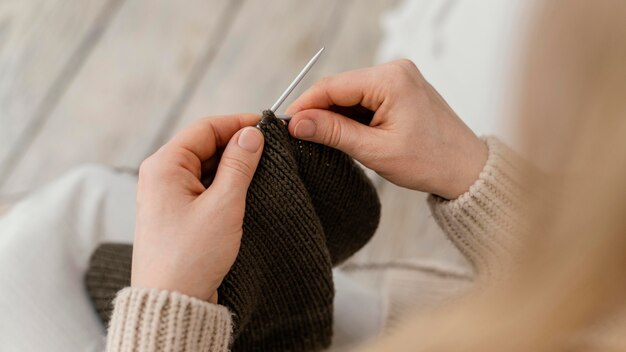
xmin=288 ymin=109 xmax=381 ymax=163
xmin=203 ymin=127 xmax=264 ymax=203
xmin=285 ymin=67 xmax=385 ymax=115
xmin=167 ymin=113 xmax=260 ymax=162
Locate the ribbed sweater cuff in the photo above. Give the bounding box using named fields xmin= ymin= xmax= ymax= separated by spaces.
xmin=106 ymin=287 xmax=232 ymax=352
xmin=428 ymin=137 xmax=527 ymax=278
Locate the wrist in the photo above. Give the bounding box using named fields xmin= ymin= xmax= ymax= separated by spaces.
xmin=435 ymin=137 xmax=488 ymax=200
xmin=131 ymin=268 xmax=222 ymax=302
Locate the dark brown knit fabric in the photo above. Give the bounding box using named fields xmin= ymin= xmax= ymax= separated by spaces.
xmin=85 ymin=110 xmax=380 ymax=351
xmin=85 ymin=243 xmax=132 ymax=324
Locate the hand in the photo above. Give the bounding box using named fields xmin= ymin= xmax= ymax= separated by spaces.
xmin=286 ymin=59 xmax=488 ymax=200
xmin=131 ymin=114 xmax=264 ymax=302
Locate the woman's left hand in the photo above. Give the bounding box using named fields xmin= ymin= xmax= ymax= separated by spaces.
xmin=131 ymin=114 xmax=264 ymax=302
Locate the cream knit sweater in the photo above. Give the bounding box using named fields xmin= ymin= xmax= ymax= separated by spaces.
xmin=106 ymin=137 xmax=522 ymax=351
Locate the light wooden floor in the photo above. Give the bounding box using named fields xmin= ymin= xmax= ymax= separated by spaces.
xmin=0 ymin=0 xmax=396 ymax=196
xmin=1 ymin=0 xmax=465 ymax=279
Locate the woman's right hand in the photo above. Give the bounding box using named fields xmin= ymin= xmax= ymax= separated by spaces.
xmin=286 ymin=59 xmax=487 ymax=200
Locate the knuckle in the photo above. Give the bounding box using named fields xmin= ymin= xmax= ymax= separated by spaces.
xmin=381 ymin=59 xmax=424 ymax=92
xmin=220 ymin=156 xmax=253 ymax=180
xmin=397 ymin=58 xmax=418 ymax=70
xmin=170 ymin=148 xmax=199 ymax=172
xmin=324 ymin=119 xmax=345 ymax=148
xmin=388 ymin=58 xmax=420 ymax=77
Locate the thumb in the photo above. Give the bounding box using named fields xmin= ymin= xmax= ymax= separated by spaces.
xmin=289 ymin=109 xmax=378 ymax=162
xmin=208 ymin=127 xmax=264 ymax=202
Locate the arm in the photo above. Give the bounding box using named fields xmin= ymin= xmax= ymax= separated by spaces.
xmin=106 ymin=114 xmax=264 ymax=351
xmin=428 ymin=137 xmax=529 ymax=278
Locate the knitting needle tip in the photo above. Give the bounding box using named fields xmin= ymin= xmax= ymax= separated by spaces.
xmin=270 ymin=47 xmax=325 ymax=113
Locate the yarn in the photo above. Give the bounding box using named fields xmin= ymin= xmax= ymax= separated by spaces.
xmin=85 ymin=110 xmax=380 ymax=351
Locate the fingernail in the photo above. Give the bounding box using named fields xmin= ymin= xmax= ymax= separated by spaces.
xmin=295 ymin=120 xmax=316 ymax=138
xmin=238 ymin=127 xmax=263 ymax=152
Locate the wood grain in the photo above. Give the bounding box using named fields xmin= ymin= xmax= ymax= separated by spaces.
xmin=0 ymin=0 xmax=121 ymax=185
xmin=164 ymin=0 xmax=347 ymax=139
xmin=0 ymin=0 xmax=399 ymax=196
xmin=162 ymin=0 xmax=399 ymax=142
xmin=0 ymin=0 xmax=237 ymax=195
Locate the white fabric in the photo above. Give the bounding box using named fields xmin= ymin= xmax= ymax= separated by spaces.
xmin=331 ymin=270 xmax=385 ymax=350
xmin=0 ymin=165 xmax=136 ymax=351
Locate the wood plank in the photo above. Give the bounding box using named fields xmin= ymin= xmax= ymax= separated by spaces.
xmin=159 ymin=0 xmax=349 ymax=143
xmin=157 ymin=0 xmax=397 ymax=149
xmin=0 ymin=0 xmax=120 ymax=184
xmin=312 ymin=0 xmax=402 ymax=88
xmin=159 ymin=0 xmax=400 ymax=144
xmin=0 ymin=0 xmax=237 ymax=195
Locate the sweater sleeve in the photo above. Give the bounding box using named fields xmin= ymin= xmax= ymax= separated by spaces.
xmin=106 ymin=287 xmax=232 ymax=352
xmin=428 ymin=137 xmax=529 ymax=278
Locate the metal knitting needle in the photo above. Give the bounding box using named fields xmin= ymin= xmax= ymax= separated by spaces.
xmin=271 ymin=47 xmax=325 ymax=119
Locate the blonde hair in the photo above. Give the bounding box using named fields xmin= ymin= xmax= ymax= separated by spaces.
xmin=361 ymin=0 xmax=626 ymax=350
